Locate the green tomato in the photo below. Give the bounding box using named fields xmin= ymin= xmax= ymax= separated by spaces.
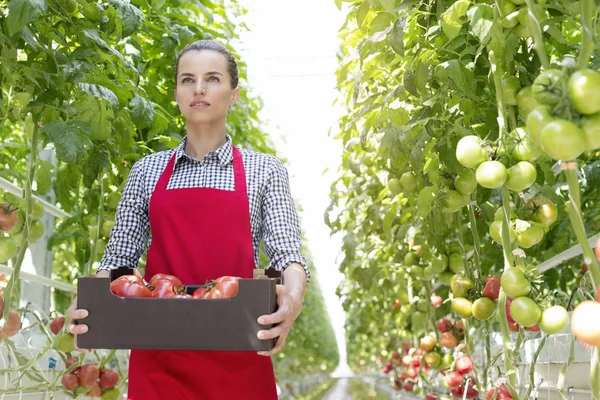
xmin=444 ymin=189 xmax=467 ymax=213
xmin=525 ymin=196 xmax=557 ymax=227
xmin=431 ymin=253 xmax=449 ymax=273
xmin=472 ymin=297 xmax=496 ymax=320
xmin=510 ymin=128 xmax=542 ymax=162
xmin=539 ymin=305 xmax=569 ymax=335
xmin=452 ymin=297 xmax=473 ymax=319
xmin=500 ymin=0 xmax=518 ymax=15
xmin=516 ymin=86 xmax=538 ymax=118
xmin=416 ymin=298 xmax=429 ymax=312
xmin=515 ymin=222 xmax=544 ymax=248
xmin=74 ymin=386 xmax=91 ymax=395
xmin=489 ymin=220 xmax=516 ymax=244
xmin=501 ymin=10 xmax=521 ymax=28
xmin=476 ymin=161 xmax=508 ymax=189
xmin=440 ymin=271 xmax=454 ymax=286
xmin=388 ymin=178 xmax=403 ymax=195
xmin=581 ymin=113 xmax=600 ymax=150
xmin=451 ymin=274 xmax=474 ymax=297
xmin=501 ymin=267 xmax=531 ymax=298
xmin=28 ymin=220 xmax=45 ymax=243
xmin=456 ymin=136 xmax=488 ymax=169
xmin=102 ymin=388 xmax=121 ymax=400
xmin=515 ymin=22 xmax=532 ymax=39
xmin=494 ymin=207 xmax=518 ymax=221
xmin=404 ymin=251 xmax=420 ymax=266
xmin=505 ymin=161 xmax=537 ymax=192
xmin=422 ymin=265 xmax=435 ymax=280
xmin=532 ymin=69 xmax=564 ymax=106
xmin=454 ymin=170 xmax=477 ymax=195
xmin=568 ymin=70 xmax=600 ymax=115
xmin=540 ymin=120 xmax=586 ymax=161
xmin=448 ymin=253 xmax=464 ymax=273
xmin=400 ymin=172 xmax=419 ymax=192
xmin=412 ymin=311 xmax=427 ymax=329
xmin=502 ymin=76 xmax=521 ymax=106
xmin=102 ymin=219 xmax=115 ymax=238
xmin=56 ymin=333 xmax=75 ymax=353
xmin=0 ymin=237 xmax=18 ymax=263
xmin=510 ymin=0 xmax=526 ymax=4
xmin=510 ymin=297 xmax=542 ymax=327
xmin=7 ymin=210 xmax=25 ymax=235
xmin=526 ymin=105 xmax=553 ymax=143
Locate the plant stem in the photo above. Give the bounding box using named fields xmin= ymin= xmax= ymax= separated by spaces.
xmin=591 ymin=347 xmax=600 ymax=400
xmin=85 ymin=168 xmax=107 ymax=276
xmin=467 ymin=204 xmax=483 ymax=280
xmin=3 ymin=121 xmax=40 ymax=322
xmin=564 ymin=168 xmax=600 ymax=288
xmin=524 ymin=0 xmax=550 ymax=69
xmin=500 ymin=187 xmax=515 ymax=269
xmin=455 ymin=212 xmax=473 ymax=281
xmin=577 ymin=0 xmax=595 ymax=70
xmin=497 ymin=291 xmax=517 ymax=392
xmin=483 ymin=320 xmax=492 ymax=389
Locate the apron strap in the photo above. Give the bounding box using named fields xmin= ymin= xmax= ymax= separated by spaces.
xmin=156 ymin=153 xmax=177 ymax=192
xmin=232 ymin=146 xmax=248 ymax=196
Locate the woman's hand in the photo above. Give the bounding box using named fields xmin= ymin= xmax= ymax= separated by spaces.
xmin=66 ymin=297 xmax=93 ymax=352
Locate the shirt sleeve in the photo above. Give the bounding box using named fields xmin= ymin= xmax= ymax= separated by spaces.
xmin=97 ymin=159 xmax=150 ymax=271
xmin=261 ymin=157 xmax=310 ymax=284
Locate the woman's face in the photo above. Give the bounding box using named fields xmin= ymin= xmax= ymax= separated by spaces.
xmin=174 ymin=50 xmax=239 ymax=127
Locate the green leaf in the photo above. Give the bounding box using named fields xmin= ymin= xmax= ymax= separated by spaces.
xmin=35 ymin=160 xmax=53 ymax=195
xmin=388 ymin=17 xmax=405 ymax=55
xmin=441 ymin=0 xmax=470 ymax=40
xmin=467 ymin=4 xmax=494 ymax=43
xmin=83 ymin=29 xmax=126 ymax=63
xmin=7 ymin=0 xmax=45 ymax=36
xmin=74 ymin=95 xmax=114 ymax=141
xmin=403 ymin=64 xmax=419 ymax=98
xmin=357 ymin=2 xmax=370 ymax=29
xmin=78 ymin=83 xmax=119 ymax=109
xmin=438 ymin=60 xmax=473 ymax=94
xmin=108 ymin=0 xmax=144 ymax=37
xmin=416 ymin=186 xmax=436 ymax=218
xmin=43 ymin=121 xmax=92 ymax=164
xmin=83 ymin=146 xmax=111 ymax=188
xmin=130 ymin=93 xmax=155 ymax=130
xmin=370 ymin=12 xmax=392 ymax=34
xmin=378 ymin=0 xmax=395 ymax=13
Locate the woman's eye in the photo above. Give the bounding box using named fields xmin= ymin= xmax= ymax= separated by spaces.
xmin=208 ymin=76 xmax=219 ymax=82
xmin=182 ymin=78 xmax=193 ymax=83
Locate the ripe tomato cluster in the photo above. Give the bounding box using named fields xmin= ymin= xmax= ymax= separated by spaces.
xmin=109 ymin=273 xmax=240 ymax=300
xmin=61 ymin=359 xmax=120 ymax=399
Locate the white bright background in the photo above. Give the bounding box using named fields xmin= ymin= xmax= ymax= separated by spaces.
xmin=236 ymin=0 xmax=352 ymax=374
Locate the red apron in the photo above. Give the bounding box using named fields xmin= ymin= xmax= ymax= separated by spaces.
xmin=127 ymin=146 xmax=277 ymax=399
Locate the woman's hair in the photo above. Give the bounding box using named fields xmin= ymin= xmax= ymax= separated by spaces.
xmin=174 ymin=39 xmax=239 ymax=89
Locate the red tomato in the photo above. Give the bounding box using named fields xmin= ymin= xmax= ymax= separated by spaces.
xmin=505 ymin=297 xmax=515 ymax=323
xmin=436 ymin=317 xmax=452 ymax=333
xmin=487 ymin=385 xmax=513 ymax=399
xmin=451 ymin=385 xmax=479 ymax=399
xmin=402 ymin=355 xmax=412 ymax=366
xmin=456 ymin=355 xmax=473 ymax=374
xmin=99 ymin=369 xmax=119 ymax=389
xmin=149 ymin=273 xmax=183 ymax=288
xmin=165 ymin=292 xmax=193 ymax=299
xmin=508 ymin=321 xmax=520 ymax=332
xmin=78 ymin=363 xmax=99 ymax=387
xmin=403 ymin=381 xmax=414 ymax=392
xmin=214 ymin=276 xmax=239 ymax=298
xmin=406 ymin=367 xmax=418 ymax=379
xmin=0 ymin=203 xmax=18 ymax=232
xmin=483 ymin=276 xmax=501 ymax=300
xmin=151 ymin=281 xmax=182 ymax=298
xmin=425 ymin=393 xmax=440 ymax=400
xmin=431 ymin=294 xmax=443 ymax=308
xmin=440 ymin=331 xmax=459 ymax=349
xmin=445 ymin=371 xmax=464 ymax=389
xmin=61 ymin=373 xmax=79 ymax=391
xmin=411 ymin=356 xmax=421 ymax=368
xmin=50 ymin=317 xmax=65 ymax=335
xmin=110 ymin=276 xmax=151 ymax=298
xmin=525 ymin=324 xmax=540 ymax=332
xmin=595 ymin=237 xmax=600 ymax=262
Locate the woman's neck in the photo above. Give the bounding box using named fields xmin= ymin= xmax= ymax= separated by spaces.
xmin=184 ymin=126 xmax=227 ymax=160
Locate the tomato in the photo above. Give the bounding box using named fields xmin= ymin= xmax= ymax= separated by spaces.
xmin=110 ymin=275 xmax=151 ymax=298
xmin=400 ymin=172 xmax=419 ymax=192
xmin=525 ymin=324 xmax=540 ymax=332
xmin=568 ymin=70 xmax=600 ymax=115
xmin=444 ymin=189 xmax=468 ymax=213
xmin=489 ymin=220 xmax=516 ymax=245
xmin=420 ymin=335 xmax=437 ymax=351
xmin=532 ymin=69 xmax=564 ymax=106
xmin=508 ymin=321 xmax=520 ymax=332
xmin=539 ymin=306 xmax=569 ymax=335
xmin=436 ymin=317 xmax=452 ymax=333
xmin=431 ymin=294 xmax=443 ymax=308
xmin=526 ymin=105 xmax=552 ymax=142
xmin=501 ymin=268 xmax=531 ymax=298
xmin=404 ymin=251 xmax=420 ymax=266
xmin=0 ymin=237 xmax=18 ymax=263
xmin=540 ymin=119 xmax=586 ymax=161
xmin=452 ymin=385 xmax=479 ymax=399
xmin=406 ymin=367 xmax=418 ymax=379
xmin=515 ymin=222 xmax=544 ymax=248
xmin=101 ymin=219 xmax=115 ymax=237
xmin=452 ymin=297 xmax=473 ymax=319
xmin=473 ymin=297 xmax=496 ymax=320
xmin=424 ymin=352 xmax=441 ymax=367
xmin=516 ymin=85 xmax=538 ymax=118
xmin=596 ymin=236 xmax=600 ymax=263
xmin=500 ymin=0 xmax=518 ymax=16
xmin=425 ymin=393 xmax=440 ymax=400
xmin=422 ymin=265 xmax=435 ymax=280
xmin=581 ymin=113 xmax=600 ymax=150
xmin=509 ymin=127 xmax=541 ymax=162
xmin=101 ymin=388 xmax=121 ymax=400
xmin=476 ymin=161 xmax=507 ymax=189
xmin=440 ymin=271 xmax=454 ymax=286
xmin=416 ymin=297 xmax=429 ymax=312
xmin=449 ymin=253 xmax=464 ymax=273
xmin=28 ymin=219 xmax=45 ymax=243
xmin=388 ymin=178 xmax=403 ymax=195
xmin=50 ymin=317 xmax=65 ymax=335
xmin=149 ymin=273 xmax=183 ymax=288
xmin=61 ymin=373 xmax=79 ymax=390
xmin=525 ymin=196 xmax=557 ymax=227
xmin=0 ymin=203 xmax=19 ymax=232
xmin=440 ymin=331 xmax=459 ymax=349
xmin=88 ymin=383 xmax=102 ymax=397
xmin=502 ymin=76 xmax=521 ymax=105
xmin=402 ymin=354 xmax=412 ymax=366
xmin=505 ymin=161 xmax=536 ymax=192
xmin=78 ymin=363 xmax=100 ymax=387
xmin=431 ymin=253 xmax=449 ymax=273
xmin=510 ymin=296 xmax=542 ymax=327
xmin=456 ymin=136 xmax=488 ymax=169
xmin=403 ymin=381 xmax=414 ymax=392
xmin=0 ymin=309 xmax=20 ymax=338
xmin=451 ymin=274 xmax=473 ymax=297
xmin=454 ymin=170 xmax=477 ymax=195
xmin=456 ymin=355 xmax=473 ymax=374
xmin=99 ymin=369 xmax=119 ymax=389
xmin=487 ymin=385 xmax=513 ymax=400
xmin=483 ymin=276 xmax=501 ymax=300
xmin=444 ymin=371 xmax=464 ymax=389
xmin=151 ymin=281 xmax=182 ymax=298
xmin=570 ymin=301 xmax=600 ymax=346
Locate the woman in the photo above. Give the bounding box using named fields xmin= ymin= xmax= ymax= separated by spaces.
xmin=67 ymin=39 xmax=310 ymax=399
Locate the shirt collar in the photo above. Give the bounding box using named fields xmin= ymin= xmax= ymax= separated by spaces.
xmin=174 ymin=134 xmax=233 ymax=167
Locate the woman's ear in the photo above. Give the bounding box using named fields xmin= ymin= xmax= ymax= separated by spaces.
xmin=230 ymin=87 xmax=240 ymax=106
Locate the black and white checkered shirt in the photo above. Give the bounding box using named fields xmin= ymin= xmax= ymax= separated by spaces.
xmin=98 ymin=134 xmax=310 ymax=283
